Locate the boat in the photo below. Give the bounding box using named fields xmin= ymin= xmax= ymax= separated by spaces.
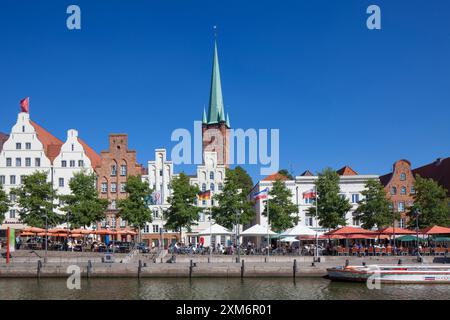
xmin=327 ymin=264 xmax=450 ymax=284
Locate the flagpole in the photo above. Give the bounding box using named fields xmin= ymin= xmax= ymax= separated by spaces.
xmin=315 ymin=185 xmax=318 ymax=261
xmin=267 ymin=195 xmax=270 ymax=258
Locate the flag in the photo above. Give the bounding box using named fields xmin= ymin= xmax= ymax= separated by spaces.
xmin=198 ymin=190 xmax=211 ymax=200
xmin=252 ymin=188 xmax=268 ymax=201
xmin=303 ymin=189 xmax=316 ymax=199
xmin=20 ymin=97 xmax=29 ymax=113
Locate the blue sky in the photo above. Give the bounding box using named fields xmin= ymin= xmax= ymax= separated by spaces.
xmin=1 ymin=0 xmax=449 ymax=182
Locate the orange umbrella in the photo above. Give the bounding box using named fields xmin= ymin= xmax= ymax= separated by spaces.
xmin=71 ymin=228 xmax=92 ymax=235
xmin=48 ymin=228 xmax=68 ymax=234
xmin=420 ymin=225 xmax=450 ymax=235
xmin=94 ymin=229 xmax=117 ymax=235
xmin=378 ymin=227 xmax=416 ymax=235
xmin=22 ymin=227 xmax=45 ymax=233
xmin=20 ymin=231 xmax=35 ymax=237
xmin=70 ymin=233 xmax=83 ymax=238
xmin=325 ymin=226 xmax=376 ymax=236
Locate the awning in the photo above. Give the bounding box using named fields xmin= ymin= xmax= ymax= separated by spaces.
xmin=241 ymin=224 xmax=276 ymax=236
xmin=420 ymin=225 xmax=450 ymax=235
xmin=198 ymin=224 xmax=233 ymax=236
xmin=280 ymin=225 xmax=318 ymax=237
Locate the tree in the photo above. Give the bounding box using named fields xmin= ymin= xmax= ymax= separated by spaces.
xmin=212 ymin=168 xmax=255 ymax=230
xmin=261 ymin=179 xmax=298 ymax=233
xmin=11 ymin=171 xmax=61 ymax=228
xmin=117 ymin=175 xmax=153 ymax=241
xmin=233 ymin=166 xmax=254 ymax=194
xmin=355 ymin=179 xmax=398 ymax=229
xmin=0 ymin=183 xmax=9 ymax=224
xmin=164 ymin=173 xmax=202 ymax=238
xmin=307 ymin=168 xmax=352 ymax=229
xmin=60 ymin=171 xmax=108 ymax=229
xmin=278 ymin=169 xmax=294 ymax=180
xmin=407 ymin=175 xmax=450 ymax=228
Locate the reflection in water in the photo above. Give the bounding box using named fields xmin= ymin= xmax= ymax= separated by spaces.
xmin=0 ymin=278 xmax=449 ymax=300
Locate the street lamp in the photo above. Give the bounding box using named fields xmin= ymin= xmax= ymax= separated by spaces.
xmin=208 ymin=214 xmax=212 ymax=261
xmin=415 ymin=208 xmax=421 ymax=260
xmin=40 ymin=205 xmax=48 ymax=263
xmin=235 ymin=209 xmax=241 ymax=263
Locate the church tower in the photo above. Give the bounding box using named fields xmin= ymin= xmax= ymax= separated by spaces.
xmin=202 ymin=39 xmax=230 ymax=166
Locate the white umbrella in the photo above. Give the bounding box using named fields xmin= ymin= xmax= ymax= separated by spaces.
xmin=280 ymin=236 xmax=299 ymax=243
xmin=280 ymin=225 xmax=318 ymax=237
xmin=241 ymin=224 xmax=276 ymax=236
xmin=198 ymin=224 xmax=233 ymax=236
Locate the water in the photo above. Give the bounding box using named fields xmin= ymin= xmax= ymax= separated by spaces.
xmin=0 ymin=278 xmax=449 ymax=300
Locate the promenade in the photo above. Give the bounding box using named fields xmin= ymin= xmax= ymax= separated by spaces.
xmin=1 ymin=251 xmax=447 ymax=278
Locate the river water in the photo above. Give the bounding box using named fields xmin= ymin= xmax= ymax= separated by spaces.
xmin=0 ymin=278 xmax=449 ymax=300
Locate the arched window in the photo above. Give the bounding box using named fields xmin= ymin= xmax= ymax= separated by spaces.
xmin=218 ymin=183 xmax=223 ymax=191
xmin=400 ymin=173 xmax=406 ymax=181
xmin=111 ymin=161 xmax=117 ymax=176
xmin=210 ymin=171 xmax=214 ymax=180
xmin=400 ymin=186 xmax=407 ymax=195
xmin=210 ymin=183 xmax=215 ymax=191
xmin=390 ymin=187 xmax=397 ymax=195
xmin=120 ymin=160 xmax=127 ymax=176
xmin=202 ymin=183 xmax=206 ymax=192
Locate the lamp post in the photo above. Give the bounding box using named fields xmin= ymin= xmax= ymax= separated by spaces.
xmin=415 ymin=208 xmax=421 ymax=259
xmin=235 ymin=209 xmax=241 ymax=263
xmin=40 ymin=205 xmax=48 ymax=263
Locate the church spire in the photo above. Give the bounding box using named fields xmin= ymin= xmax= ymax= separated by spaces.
xmin=207 ymin=35 xmax=225 ymax=124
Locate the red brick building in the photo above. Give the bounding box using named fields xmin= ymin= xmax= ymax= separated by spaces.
xmin=413 ymin=157 xmax=450 ymax=195
xmin=95 ymin=134 xmax=143 ymax=238
xmin=379 ymin=159 xmax=416 ymax=228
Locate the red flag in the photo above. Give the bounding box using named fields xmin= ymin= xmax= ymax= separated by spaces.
xmin=20 ymin=97 xmax=29 ymax=113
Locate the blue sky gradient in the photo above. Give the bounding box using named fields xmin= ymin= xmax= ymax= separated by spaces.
xmin=1 ymin=0 xmax=449 ymax=182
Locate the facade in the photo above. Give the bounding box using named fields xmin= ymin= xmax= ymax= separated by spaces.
xmin=250 ymin=167 xmax=379 ymax=246
xmin=95 ymin=133 xmax=143 ymax=237
xmin=141 ymin=148 xmax=179 ymax=248
xmin=202 ymin=40 xmax=231 ymax=167
xmin=379 ymin=159 xmax=416 ymax=228
xmin=0 ymin=132 xmax=8 ymax=153
xmin=412 ymin=157 xmax=450 ymax=194
xmin=188 ymin=151 xmax=226 ymax=245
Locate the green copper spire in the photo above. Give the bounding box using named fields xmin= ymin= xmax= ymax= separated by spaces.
xmin=202 ymin=107 xmax=207 ymax=124
xmin=207 ymin=40 xmax=225 ymax=124
xmin=226 ymin=112 xmax=230 ymax=128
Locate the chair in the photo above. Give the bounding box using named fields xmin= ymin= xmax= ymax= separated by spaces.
xmin=375 ymin=248 xmax=382 ymax=256
xmin=381 ymin=248 xmax=387 ymax=256
xmin=351 ymin=247 xmax=359 ymax=256
xmin=368 ymin=247 xmax=374 ymax=256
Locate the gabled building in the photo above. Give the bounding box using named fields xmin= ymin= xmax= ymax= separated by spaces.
xmin=412 ymin=157 xmax=450 ymax=194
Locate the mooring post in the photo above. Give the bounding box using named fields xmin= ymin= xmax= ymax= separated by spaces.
xmin=37 ymin=260 xmax=42 ymax=278
xmin=398 ymin=259 xmax=403 ymax=265
xmin=138 ymin=259 xmax=142 ymax=279
xmin=345 ymin=259 xmax=349 ymax=267
xmin=362 ymin=262 xmax=366 ymax=266
xmin=264 ymin=257 xmax=267 ymax=263
xmin=293 ymin=259 xmax=297 ymax=279
xmin=87 ymin=260 xmax=92 ymax=278
xmin=241 ymin=259 xmax=245 ymax=279
xmin=208 ymin=257 xmax=210 ymax=263
xmin=189 ymin=259 xmax=193 ymax=278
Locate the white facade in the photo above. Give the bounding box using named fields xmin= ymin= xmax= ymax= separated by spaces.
xmin=251 ymin=172 xmax=379 ymax=234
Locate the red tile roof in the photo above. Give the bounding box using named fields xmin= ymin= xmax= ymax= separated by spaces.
xmin=262 ymin=172 xmax=289 ymax=181
xmin=325 ymin=226 xmax=376 ymax=235
xmin=30 ymin=120 xmax=63 ymax=163
xmin=412 ymin=157 xmax=450 ymax=193
xmin=0 ymin=132 xmax=9 ymax=153
xmin=336 ymin=166 xmax=358 ymax=176
xmin=77 ymin=138 xmax=101 ymax=169
xmin=420 ymin=225 xmax=450 ymax=235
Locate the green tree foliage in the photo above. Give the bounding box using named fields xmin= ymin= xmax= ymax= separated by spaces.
xmin=0 ymin=183 xmax=10 ymax=224
xmin=212 ymin=168 xmax=255 ymax=229
xmin=11 ymin=171 xmax=61 ymax=228
xmin=233 ymin=166 xmax=254 ymax=193
xmin=355 ymin=179 xmax=398 ymax=229
xmin=164 ymin=173 xmax=202 ymax=236
xmin=117 ymin=175 xmax=153 ymax=238
xmin=307 ymin=168 xmax=352 ymax=229
xmin=261 ymin=179 xmax=298 ymax=233
xmin=408 ymin=175 xmax=450 ymax=228
xmin=278 ymin=169 xmax=294 ymax=180
xmin=60 ymin=171 xmax=108 ymax=229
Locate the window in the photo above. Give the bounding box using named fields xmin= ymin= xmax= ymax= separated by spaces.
xmin=390 ymin=187 xmax=397 ymax=195
xmin=59 ymin=178 xmax=64 ymax=187
xmin=211 ymin=199 xmax=214 ymax=206
xmin=410 ymin=186 xmax=415 ymax=194
xmin=339 ymin=194 xmax=346 ymax=200
xmin=398 ymin=202 xmax=405 ymax=212
xmin=120 ymin=219 xmax=126 ymax=227
xmin=210 ymin=183 xmax=215 ymax=191
xmin=351 ymin=194 xmax=360 ymax=204
xmin=22 ymin=126 xmax=25 ymax=133
xmin=152 ymin=225 xmax=159 ymax=233
xmin=26 ymin=142 xmax=31 ymax=150
xmin=35 ymin=158 xmax=40 ymax=167
xmin=111 ymin=200 xmax=116 ymax=210
xmin=16 ymin=143 xmax=21 ymax=150
xmin=121 ymin=165 xmax=127 ymax=176
xmin=144 ymin=225 xmax=149 ymax=233
xmin=101 ymin=219 xmax=106 ymax=228
xmin=6 ymin=158 xmax=12 ymax=167
xmin=210 ymin=172 xmax=214 ymax=180
xmin=111 ymin=183 xmax=117 ymax=193
xmin=120 ymin=183 xmax=126 ymax=193
xmin=15 ymin=158 xmax=21 ymax=167
xmin=111 ymin=218 xmax=116 ymax=228
xmin=10 ymin=175 xmax=16 ymax=185
xmin=9 ymin=193 xmax=16 ymax=202
xmin=400 ymin=186 xmax=407 ymax=195
xmin=202 ymin=183 xmax=206 ymax=192
xmin=198 ymin=212 xmax=205 ymax=222
xmin=0 ymin=176 xmax=5 ymax=185
xmin=159 ymin=170 xmax=163 ymax=177
xmin=78 ymin=160 xmax=84 ymax=167
xmin=111 ymin=165 xmax=117 ymax=176
xmin=101 ymin=182 xmax=107 ymax=193
xmin=153 ymin=209 xmax=159 ymax=219
xmin=70 ymin=160 xmax=75 ymax=167
xmin=9 ymin=209 xmax=16 ymax=219
xmin=305 ymin=215 xmax=313 ymax=226
xmin=20 ymin=176 xmax=25 ymax=184
xmin=25 ymin=158 xmax=31 ymax=167
xmin=71 ymin=144 xmax=74 ymax=151
xmin=218 ymin=183 xmax=223 ymax=191
xmin=352 ymin=217 xmax=360 ymax=226
xmin=400 ymin=173 xmax=406 ymax=181
xmin=61 ymin=160 xmax=67 ymax=167
xmin=399 ymin=218 xmax=405 ymax=229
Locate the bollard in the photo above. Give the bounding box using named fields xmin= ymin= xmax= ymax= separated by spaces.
xmin=398 ymin=259 xmax=403 ymax=265
xmin=87 ymin=260 xmax=92 ymax=278
xmin=345 ymin=259 xmax=349 ymax=267
xmin=138 ymin=260 xmax=142 ymax=279
xmin=293 ymin=259 xmax=297 ymax=279
xmin=362 ymin=262 xmax=366 ymax=266
xmin=37 ymin=260 xmax=42 ymax=278
xmin=189 ymin=259 xmax=193 ymax=278
xmin=317 ymin=257 xmax=321 ymax=263
xmin=311 ymin=262 xmax=315 ymax=267
xmin=264 ymin=257 xmax=267 ymax=263
xmin=241 ymin=260 xmax=245 ymax=279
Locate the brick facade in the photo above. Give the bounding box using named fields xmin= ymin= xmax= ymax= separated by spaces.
xmin=202 ymin=122 xmax=229 ymax=167
xmin=380 ymin=159 xmax=416 ymax=228
xmin=95 ymin=134 xmax=143 ymax=238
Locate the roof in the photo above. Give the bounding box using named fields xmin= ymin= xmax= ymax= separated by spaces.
xmin=241 ymin=224 xmax=276 ymax=236
xmin=377 ymin=227 xmax=416 ymax=235
xmin=300 ymin=170 xmax=314 ymax=176
xmin=379 ymin=172 xmax=392 ymax=187
xmin=30 ymin=120 xmax=63 ymax=163
xmin=262 ymin=172 xmax=289 ymax=181
xmin=420 ymin=225 xmax=450 ymax=235
xmin=413 ymin=157 xmax=450 ymax=193
xmin=77 ymin=138 xmax=101 ymax=169
xmin=325 ymin=226 xmax=376 ymax=235
xmin=198 ymin=224 xmax=232 ymax=235
xmin=206 ymin=40 xmax=227 ymax=125
xmin=0 ymin=132 xmax=9 ymax=152
xmin=336 ymin=166 xmax=358 ymax=176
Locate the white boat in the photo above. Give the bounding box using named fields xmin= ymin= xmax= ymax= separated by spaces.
xmin=327 ymin=264 xmax=450 ymax=284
